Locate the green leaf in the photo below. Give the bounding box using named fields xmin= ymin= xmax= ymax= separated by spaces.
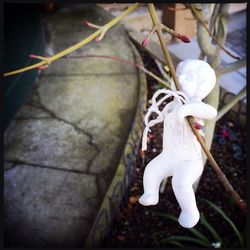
xmin=202 ymin=198 xmax=244 ymax=247
xmin=152 ymin=231 xmax=162 ymax=238
xmin=200 ymin=213 xmax=222 ymax=244
xmin=161 ymin=236 xmax=211 ymax=247
xmin=189 ymin=227 xmax=210 ymax=243
xmin=151 ymin=210 xmax=210 ymax=243
xmin=167 ymin=240 xmax=184 ymax=247
xmin=150 ymin=210 xmax=178 ymax=222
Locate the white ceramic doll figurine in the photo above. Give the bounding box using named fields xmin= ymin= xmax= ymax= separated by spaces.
xmin=139 ymin=59 xmax=217 ymax=228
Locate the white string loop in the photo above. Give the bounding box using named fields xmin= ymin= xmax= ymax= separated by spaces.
xmin=142 ymin=88 xmax=189 ymax=151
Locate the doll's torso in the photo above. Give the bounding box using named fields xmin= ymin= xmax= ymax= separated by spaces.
xmin=161 ymin=101 xmax=201 ymax=158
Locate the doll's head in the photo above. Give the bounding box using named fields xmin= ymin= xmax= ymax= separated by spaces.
xmin=176 ymin=59 xmax=216 ymax=100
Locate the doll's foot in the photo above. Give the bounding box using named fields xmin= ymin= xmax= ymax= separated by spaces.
xmin=139 ymin=194 xmax=159 ymax=206
xmin=178 ymin=210 xmax=200 ymax=228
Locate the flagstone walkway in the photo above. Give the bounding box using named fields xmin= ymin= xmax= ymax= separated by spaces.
xmin=4 ymin=5 xmax=146 ymax=247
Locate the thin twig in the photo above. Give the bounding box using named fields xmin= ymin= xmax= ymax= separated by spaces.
xmin=154 ymin=58 xmax=172 ymax=83
xmin=216 ymin=87 xmax=246 ymax=121
xmin=217 ymin=59 xmax=246 ymax=75
xmin=161 ymin=24 xmax=190 ymax=43
xmin=209 ymin=4 xmax=221 ymax=34
xmin=147 ymin=3 xmax=246 ymax=213
xmin=65 ymin=54 xmax=170 ymax=88
xmin=199 ymin=51 xmax=206 ymax=60
xmin=3 ymin=3 xmax=140 ymax=77
xmin=189 ymin=5 xmax=241 ymax=60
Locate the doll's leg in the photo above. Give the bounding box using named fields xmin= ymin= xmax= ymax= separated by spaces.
xmin=172 ymin=160 xmax=203 ymax=228
xmin=139 ymin=153 xmax=171 ymax=206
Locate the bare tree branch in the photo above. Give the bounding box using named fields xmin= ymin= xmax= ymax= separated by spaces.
xmin=216 ymin=87 xmax=246 ymax=121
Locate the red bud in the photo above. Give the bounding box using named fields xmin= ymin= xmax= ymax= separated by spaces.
xmin=95 ymin=37 xmax=101 ymax=43
xmin=142 ymin=38 xmax=149 ymax=48
xmin=239 ymin=201 xmax=247 ymax=214
xmin=178 ymin=35 xmax=191 ymax=43
xmin=29 ymin=54 xmax=38 ymax=59
xmin=83 ymin=20 xmax=99 ymax=29
xmin=221 ymin=129 xmax=229 ymax=138
xmin=38 ymin=65 xmax=48 ymax=70
xmin=194 ymin=122 xmax=203 ymax=130
xmin=83 ymin=20 xmax=91 ymax=27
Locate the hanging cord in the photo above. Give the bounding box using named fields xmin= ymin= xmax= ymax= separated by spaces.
xmin=142 ymin=88 xmax=189 ymax=151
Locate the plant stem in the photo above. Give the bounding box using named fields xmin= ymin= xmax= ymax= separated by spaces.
xmin=217 ymin=59 xmax=246 ymax=75
xmin=147 ymin=4 xmax=181 ymax=90
xmin=195 ymin=4 xmax=221 ymax=160
xmin=199 ymin=51 xmax=206 ymax=60
xmin=154 ymin=58 xmax=172 ymax=84
xmin=147 ymin=3 xmax=246 ymax=213
xmin=4 ymin=2 xmax=140 ymax=77
xmin=189 ymin=4 xmax=240 ymax=60
xmin=216 ymin=87 xmax=246 ymax=121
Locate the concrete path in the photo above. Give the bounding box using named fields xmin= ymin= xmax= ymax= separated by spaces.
xmin=4 ymin=5 xmax=144 ymax=247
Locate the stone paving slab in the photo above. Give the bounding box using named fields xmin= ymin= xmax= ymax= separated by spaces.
xmin=4 ymin=5 xmax=145 ymax=247
xmin=43 ymin=56 xmax=137 ymax=75
xmin=14 ymin=104 xmax=51 ymax=119
xmin=44 ymin=24 xmax=136 ymax=75
xmin=36 ymin=75 xmax=138 ymax=133
xmin=4 ymin=164 xmax=98 ymax=247
xmin=44 ymin=5 xmax=132 ymax=60
xmin=45 ymin=5 xmax=113 ymax=35
xmin=4 ymin=119 xmax=95 ymax=172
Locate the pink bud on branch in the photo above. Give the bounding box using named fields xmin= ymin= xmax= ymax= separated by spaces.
xmin=239 ymin=200 xmax=247 ymax=213
xmin=142 ymin=38 xmax=149 ymax=48
xmin=141 ymin=25 xmax=158 ymax=48
xmin=83 ymin=20 xmax=92 ymax=27
xmin=221 ymin=129 xmax=229 ymax=138
xmin=29 ymin=54 xmax=50 ymax=70
xmin=95 ymin=37 xmax=101 ymax=43
xmin=177 ymin=34 xmax=191 ymax=43
xmin=38 ymin=65 xmax=49 ymax=70
xmin=29 ymin=54 xmax=46 ymax=60
xmin=29 ymin=54 xmax=39 ymax=59
xmin=162 ymin=24 xmax=190 ymax=43
xmin=194 ymin=122 xmax=203 ymax=130
xmin=95 ymin=27 xmax=108 ymax=43
xmin=83 ymin=20 xmax=100 ymax=29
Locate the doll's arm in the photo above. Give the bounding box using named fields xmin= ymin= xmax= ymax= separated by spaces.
xmin=177 ymin=101 xmax=217 ymax=122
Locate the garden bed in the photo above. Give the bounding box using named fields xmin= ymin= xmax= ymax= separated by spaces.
xmin=102 ymin=48 xmax=247 ymax=248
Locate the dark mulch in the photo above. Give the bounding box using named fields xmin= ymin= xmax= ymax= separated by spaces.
xmin=102 ymin=48 xmax=247 ymax=248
